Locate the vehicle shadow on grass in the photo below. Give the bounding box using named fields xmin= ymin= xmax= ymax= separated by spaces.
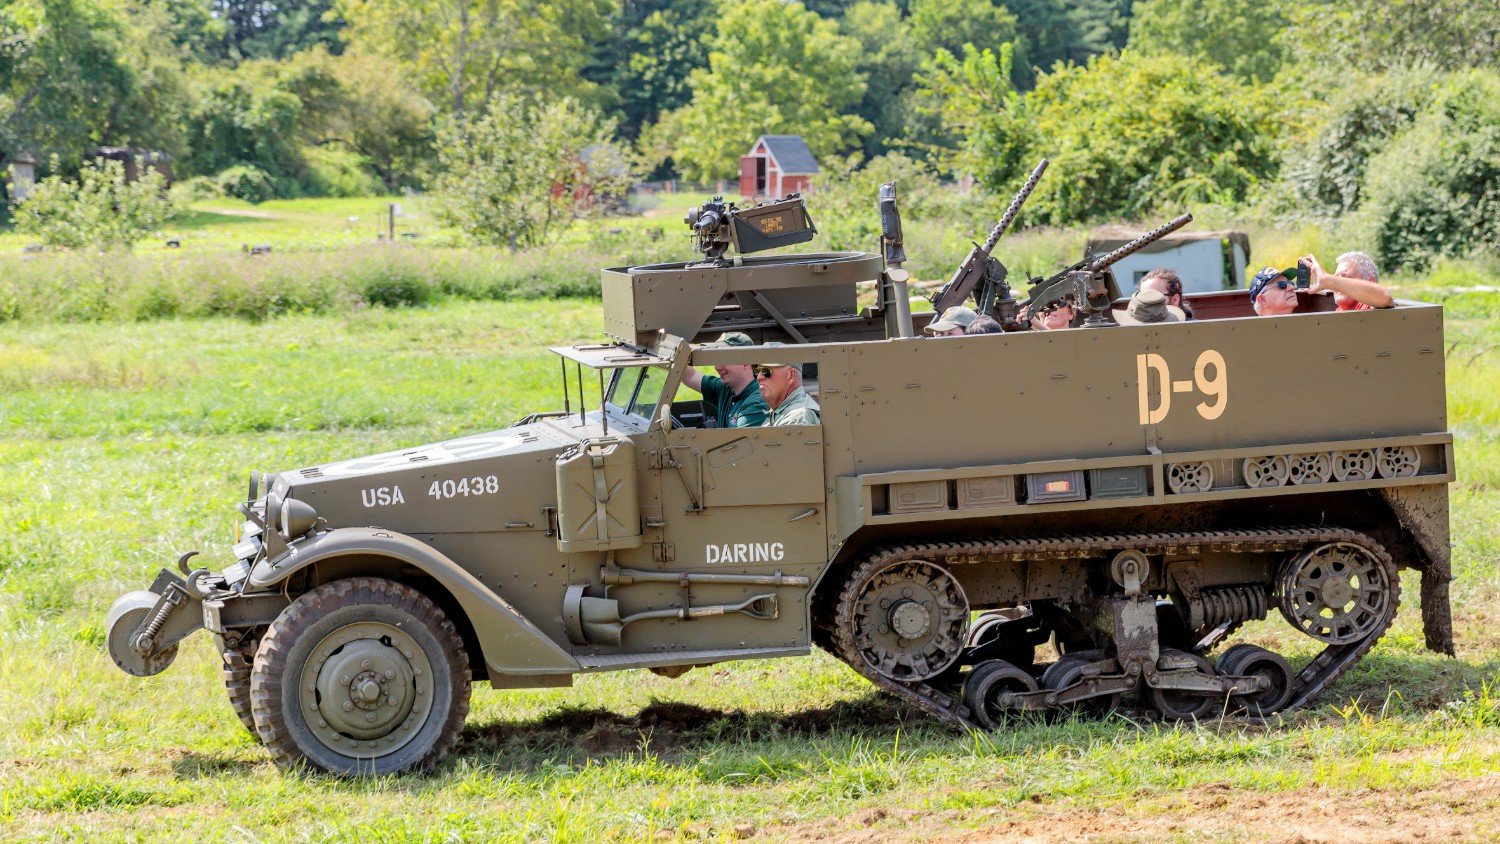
xmin=455 ymin=650 xmax=1498 ymax=774
xmin=1316 ymin=649 xmax=1499 ymax=710
xmin=455 ymin=693 xmax=940 ymax=771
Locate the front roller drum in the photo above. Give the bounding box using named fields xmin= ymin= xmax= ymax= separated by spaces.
xmin=250 ymin=577 xmax=471 ymax=776
xmin=106 ymin=591 xmax=181 ymax=677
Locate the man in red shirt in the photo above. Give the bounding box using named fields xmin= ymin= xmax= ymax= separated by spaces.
xmin=1301 ymin=251 xmax=1394 ymax=311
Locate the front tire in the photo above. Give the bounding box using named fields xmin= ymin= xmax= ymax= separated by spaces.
xmin=250 ymin=578 xmax=471 ymax=776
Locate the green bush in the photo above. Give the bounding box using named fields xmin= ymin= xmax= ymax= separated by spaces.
xmin=431 ymin=95 xmax=636 ymax=249
xmin=214 ymin=165 xmax=277 ymax=203
xmin=939 ymin=50 xmax=1278 ymax=225
xmin=12 ymin=160 xmax=176 ymax=251
xmin=1278 ymin=67 xmax=1440 ymax=217
xmin=304 ymin=145 xmax=385 ymax=198
xmin=172 ymin=176 xmax=221 ymax=203
xmin=1353 ymin=70 xmax=1500 ymax=271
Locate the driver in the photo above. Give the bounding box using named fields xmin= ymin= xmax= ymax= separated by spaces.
xmin=682 ymin=332 xmax=769 ymax=428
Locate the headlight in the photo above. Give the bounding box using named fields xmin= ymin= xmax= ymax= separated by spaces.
xmin=279 ymin=496 xmax=319 ymax=539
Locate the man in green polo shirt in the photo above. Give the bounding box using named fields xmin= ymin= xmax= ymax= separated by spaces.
xmin=682 ymin=332 xmax=769 ymax=428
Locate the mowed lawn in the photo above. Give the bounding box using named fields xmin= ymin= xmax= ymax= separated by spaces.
xmin=1 ymin=298 xmax=1497 ymax=843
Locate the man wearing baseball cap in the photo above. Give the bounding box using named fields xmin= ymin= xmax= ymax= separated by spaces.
xmin=924 ymin=305 xmax=978 ymax=336
xmin=683 ymin=332 xmax=768 ymax=428
xmin=1248 ymin=266 xmax=1301 ymax=316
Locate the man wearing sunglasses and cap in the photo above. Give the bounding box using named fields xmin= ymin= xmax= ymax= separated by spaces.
xmin=753 ymin=343 xmax=820 ymax=426
xmin=1248 ymin=266 xmax=1303 ymax=316
xmin=682 ymin=332 xmax=769 ymax=428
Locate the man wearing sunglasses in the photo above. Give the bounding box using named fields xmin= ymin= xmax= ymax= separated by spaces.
xmin=752 ymin=353 xmax=820 ymax=427
xmin=1248 ymin=267 xmax=1303 ymax=316
xmin=682 ymin=332 xmax=769 ymax=428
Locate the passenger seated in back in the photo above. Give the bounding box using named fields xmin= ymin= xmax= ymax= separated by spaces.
xmin=1249 ymin=267 xmax=1300 ymax=316
xmin=1302 ymin=251 xmax=1394 ymax=311
xmin=1018 ymin=298 xmax=1077 ymax=330
xmin=1138 ymin=268 xmax=1194 ymax=320
xmin=1114 ymin=288 xmax=1186 ymax=325
xmin=965 ymin=315 xmax=1004 ymax=334
xmin=925 ymin=306 xmax=978 ymax=336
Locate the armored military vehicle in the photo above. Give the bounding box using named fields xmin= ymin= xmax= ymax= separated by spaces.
xmin=108 ymin=174 xmax=1454 ymax=776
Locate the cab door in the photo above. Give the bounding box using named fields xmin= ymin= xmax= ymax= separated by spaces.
xmin=626 ymin=422 xmax=827 ymax=653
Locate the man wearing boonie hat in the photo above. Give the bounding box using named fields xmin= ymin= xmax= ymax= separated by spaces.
xmin=1113 ymin=287 xmax=1186 ymax=325
xmin=683 ymin=332 xmax=768 ymax=428
xmin=924 ymin=305 xmax=978 ymax=336
xmin=1248 ymin=266 xmax=1300 ymax=316
xmin=754 ymin=342 xmax=820 ymax=426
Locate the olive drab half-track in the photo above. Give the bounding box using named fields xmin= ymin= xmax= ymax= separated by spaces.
xmin=108 ymin=175 xmax=1456 ymax=776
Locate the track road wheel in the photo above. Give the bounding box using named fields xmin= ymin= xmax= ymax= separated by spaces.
xmin=1147 ymin=649 xmax=1220 ymax=722
xmin=964 ymin=659 xmax=1038 ymax=729
xmin=1040 ymin=650 xmax=1118 ymax=719
xmin=1215 ymin=644 xmax=1294 ymax=717
xmin=251 ymin=578 xmax=471 ymax=776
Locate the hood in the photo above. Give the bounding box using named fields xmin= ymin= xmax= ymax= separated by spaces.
xmin=272 ymin=422 xmax=587 ymax=536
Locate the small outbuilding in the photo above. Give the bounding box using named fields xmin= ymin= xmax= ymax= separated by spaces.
xmin=739 ymin=135 xmax=820 ymax=201
xmin=1086 ymin=226 xmax=1251 ymax=294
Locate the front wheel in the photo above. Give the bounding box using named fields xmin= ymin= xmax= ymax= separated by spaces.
xmin=250 ymin=578 xmax=471 ymax=776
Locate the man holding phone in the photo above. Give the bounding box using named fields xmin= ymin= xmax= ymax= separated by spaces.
xmin=1301 ymin=251 xmax=1394 ymax=311
xmin=1249 ymin=251 xmax=1394 ymax=316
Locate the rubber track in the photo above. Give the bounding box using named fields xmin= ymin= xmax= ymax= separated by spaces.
xmin=822 ymin=526 xmax=1400 ymax=728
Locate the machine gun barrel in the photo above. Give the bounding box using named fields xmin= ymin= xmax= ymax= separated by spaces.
xmin=930 ymin=159 xmax=1048 ymax=312
xmin=1086 ymin=213 xmax=1193 ymax=273
xmin=981 ymin=158 xmax=1048 ymax=254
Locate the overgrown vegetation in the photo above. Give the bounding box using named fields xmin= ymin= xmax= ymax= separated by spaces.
xmin=2 ymin=1 xmax=1496 ymax=272
xmin=12 ymin=160 xmax=174 ymax=250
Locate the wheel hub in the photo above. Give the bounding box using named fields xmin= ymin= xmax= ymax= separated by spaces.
xmin=888 ymin=600 xmax=932 ymax=639
xmin=1318 ymin=574 xmax=1355 ymax=609
xmin=303 ymin=622 xmax=433 ymax=751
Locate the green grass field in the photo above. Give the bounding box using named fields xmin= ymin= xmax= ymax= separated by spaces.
xmin=1 ymin=294 xmax=1497 ymax=842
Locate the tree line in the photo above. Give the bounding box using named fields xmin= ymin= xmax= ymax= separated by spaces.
xmin=1 ymin=0 xmax=1496 ymax=268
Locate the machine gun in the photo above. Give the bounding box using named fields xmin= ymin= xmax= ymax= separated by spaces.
xmin=685 ymin=194 xmax=817 ymax=263
xmin=1020 ymin=213 xmax=1194 ymax=328
xmin=930 ymin=159 xmax=1049 ymax=329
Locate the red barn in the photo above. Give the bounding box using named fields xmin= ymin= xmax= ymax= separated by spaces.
xmin=738 ymin=135 xmax=820 ymax=201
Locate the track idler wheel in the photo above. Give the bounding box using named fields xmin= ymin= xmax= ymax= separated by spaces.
xmin=963 ymin=659 xmax=1038 ymax=729
xmin=1215 ymin=644 xmax=1294 ymax=717
xmin=1277 ymin=541 xmax=1396 ymax=644
xmin=1147 ymin=649 xmax=1220 ymax=722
